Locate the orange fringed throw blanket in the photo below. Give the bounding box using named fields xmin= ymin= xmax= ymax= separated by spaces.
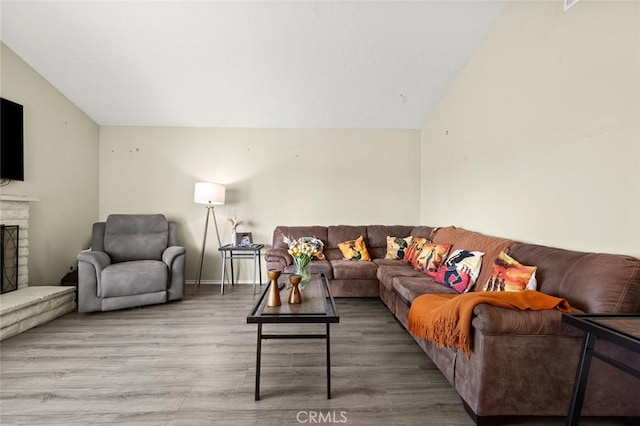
xmin=407 ymin=290 xmax=573 ymax=357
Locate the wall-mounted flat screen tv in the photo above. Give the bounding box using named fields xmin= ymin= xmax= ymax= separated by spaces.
xmin=0 ymin=98 xmax=24 ymax=181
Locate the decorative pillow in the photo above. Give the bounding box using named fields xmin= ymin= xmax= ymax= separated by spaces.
xmin=483 ymin=251 xmax=537 ymax=292
xmin=433 ymin=249 xmax=485 ymax=293
xmin=337 ymin=235 xmax=371 ymax=261
xmin=385 ymin=236 xmax=413 ymax=260
xmin=299 ymin=236 xmax=325 ymax=260
xmin=402 ymin=237 xmax=429 ymax=265
xmin=413 ymin=243 xmax=452 ymax=276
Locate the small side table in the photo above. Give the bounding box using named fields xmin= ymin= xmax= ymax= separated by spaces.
xmin=219 ymin=244 xmax=264 ymax=295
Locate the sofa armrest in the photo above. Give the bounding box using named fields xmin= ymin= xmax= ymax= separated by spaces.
xmin=163 ymin=246 xmax=186 ymax=301
xmin=163 ymin=246 xmax=186 ymax=267
xmin=471 ymin=304 xmax=584 ymax=337
xmin=265 ymin=248 xmax=292 ymax=268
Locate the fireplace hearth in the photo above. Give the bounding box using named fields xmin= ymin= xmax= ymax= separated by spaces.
xmin=0 ymin=195 xmax=75 ymax=342
xmin=1 ymin=224 xmax=19 ymax=294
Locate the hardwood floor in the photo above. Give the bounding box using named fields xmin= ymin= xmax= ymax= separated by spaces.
xmin=0 ymin=284 xmax=624 ymax=426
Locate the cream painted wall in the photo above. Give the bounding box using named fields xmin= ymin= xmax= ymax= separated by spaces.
xmin=0 ymin=43 xmax=100 ymax=284
xmin=99 ymin=127 xmax=421 ymax=282
xmin=420 ymin=0 xmax=640 ymax=257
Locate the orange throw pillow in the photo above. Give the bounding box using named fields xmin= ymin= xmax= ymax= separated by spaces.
xmin=483 ymin=251 xmax=537 ymax=292
xmin=337 ymin=235 xmax=371 ymax=261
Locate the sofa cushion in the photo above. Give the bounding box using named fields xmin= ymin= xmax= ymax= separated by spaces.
xmin=326 ymin=226 xmax=368 ymax=260
xmin=100 ymin=260 xmax=168 ymax=298
xmin=104 ymin=214 xmax=169 ymax=263
xmin=376 ymin=264 xmax=424 ymax=291
xmin=431 ymin=226 xmax=515 ymax=292
xmin=482 ymin=251 xmax=537 ymax=292
xmin=509 ymin=243 xmax=640 ymax=313
xmin=385 ymin=236 xmax=412 ymax=260
xmin=410 ymin=226 xmax=436 ymax=239
xmin=373 ymin=258 xmax=405 ymax=267
xmin=332 ymin=259 xmax=378 ymax=280
xmin=337 ymin=235 xmax=371 ymax=261
xmin=393 ymin=276 xmax=457 ymax=304
xmin=434 ymin=249 xmax=484 ymax=293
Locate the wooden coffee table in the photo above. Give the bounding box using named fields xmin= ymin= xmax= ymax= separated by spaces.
xmin=246 ymin=273 xmax=339 ymax=400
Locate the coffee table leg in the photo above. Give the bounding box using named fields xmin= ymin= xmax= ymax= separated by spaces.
xmin=567 ymin=332 xmax=596 ymax=426
xmin=327 ymin=323 xmax=331 ymax=399
xmin=255 ymin=323 xmax=262 ymax=401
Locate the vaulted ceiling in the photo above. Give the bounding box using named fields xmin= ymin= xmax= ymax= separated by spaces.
xmin=1 ymin=1 xmax=504 ymax=129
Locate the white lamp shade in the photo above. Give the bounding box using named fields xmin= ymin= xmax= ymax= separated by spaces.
xmin=194 ymin=182 xmax=226 ymax=205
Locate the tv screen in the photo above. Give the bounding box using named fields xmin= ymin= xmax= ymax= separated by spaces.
xmin=0 ymin=98 xmax=24 ymax=181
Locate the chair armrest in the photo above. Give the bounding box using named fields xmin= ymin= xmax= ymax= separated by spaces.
xmin=471 ymin=303 xmax=584 ymax=337
xmin=163 ymin=246 xmax=186 ymax=267
xmin=77 ymin=251 xmax=111 ymax=311
xmin=77 ymin=251 xmax=111 ymax=273
xmin=163 ymin=246 xmax=186 ymax=301
xmin=265 ymin=248 xmax=292 ymax=267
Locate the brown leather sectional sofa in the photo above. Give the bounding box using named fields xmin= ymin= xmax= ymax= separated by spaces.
xmin=266 ymin=225 xmax=640 ymax=423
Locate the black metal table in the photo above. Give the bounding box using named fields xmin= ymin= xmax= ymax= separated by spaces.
xmin=562 ymin=313 xmax=640 ymax=426
xmin=246 ymin=273 xmax=340 ymax=401
xmin=219 ymin=244 xmax=264 ymax=295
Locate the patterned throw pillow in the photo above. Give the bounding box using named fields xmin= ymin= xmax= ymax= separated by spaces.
xmin=433 ymin=249 xmax=485 ymax=293
xmin=299 ymin=236 xmax=325 ymax=260
xmin=402 ymin=237 xmax=429 ymax=265
xmin=483 ymin=251 xmax=537 ymax=292
xmin=413 ymin=243 xmax=452 ymax=276
xmin=337 ymin=235 xmax=371 ymax=261
xmin=385 ymin=236 xmax=413 ymax=260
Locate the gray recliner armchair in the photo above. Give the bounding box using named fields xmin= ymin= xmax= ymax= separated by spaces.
xmin=77 ymin=214 xmax=185 ymax=313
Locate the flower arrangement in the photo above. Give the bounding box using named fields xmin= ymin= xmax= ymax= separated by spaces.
xmin=228 ymin=216 xmax=242 ymax=230
xmin=228 ymin=217 xmax=242 ymax=245
xmin=282 ymin=235 xmax=324 ymax=282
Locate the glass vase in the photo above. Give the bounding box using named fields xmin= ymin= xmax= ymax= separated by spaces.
xmin=293 ymin=256 xmax=311 ymax=283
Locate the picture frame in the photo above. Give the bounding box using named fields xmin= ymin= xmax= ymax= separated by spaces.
xmin=236 ymin=232 xmax=253 ymax=247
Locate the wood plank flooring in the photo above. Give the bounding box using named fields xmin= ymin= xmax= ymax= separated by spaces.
xmin=0 ymin=284 xmax=625 ymax=426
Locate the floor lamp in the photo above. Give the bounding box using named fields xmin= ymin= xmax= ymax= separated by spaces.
xmin=193 ymin=182 xmax=226 ymax=294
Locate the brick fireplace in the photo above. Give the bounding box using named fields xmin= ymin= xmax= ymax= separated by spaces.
xmin=0 ymin=194 xmax=76 ymax=341
xmin=0 ymin=194 xmax=35 ymax=291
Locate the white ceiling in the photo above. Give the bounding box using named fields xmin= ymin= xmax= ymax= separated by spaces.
xmin=1 ymin=1 xmax=504 ymax=129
